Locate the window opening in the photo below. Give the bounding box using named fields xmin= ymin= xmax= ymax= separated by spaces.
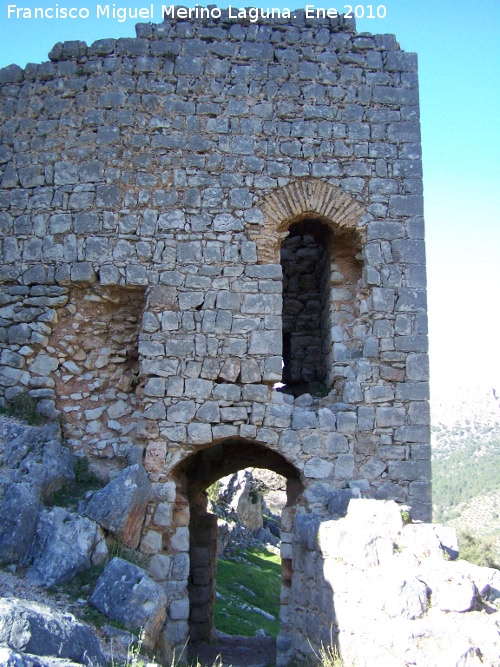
xmin=280 ymin=219 xmax=332 ymax=397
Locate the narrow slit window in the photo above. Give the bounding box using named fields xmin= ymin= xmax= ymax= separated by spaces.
xmin=280 ymin=219 xmax=331 ymax=397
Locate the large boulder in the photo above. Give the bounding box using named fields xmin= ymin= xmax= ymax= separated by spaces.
xmin=0 ymin=417 xmax=77 ymax=565
xmin=293 ymin=499 xmax=500 ymax=667
xmin=218 ymin=470 xmax=263 ymax=532
xmin=0 ymin=645 xmax=83 ymax=667
xmin=0 ymin=599 xmax=105 ymax=666
xmin=84 ymin=464 xmax=151 ymax=548
xmin=455 ymin=560 xmax=500 ymax=602
xmin=0 ymin=417 xmax=75 ymax=499
xmin=89 ymin=557 xmax=168 ymax=651
xmin=0 ymin=417 xmax=78 ymax=566
xmin=27 ymin=507 xmax=108 ymax=587
xmin=319 ymin=499 xmax=403 ymax=569
xmin=0 ymin=481 xmax=41 ymax=564
xmin=216 ymin=518 xmax=242 ymax=556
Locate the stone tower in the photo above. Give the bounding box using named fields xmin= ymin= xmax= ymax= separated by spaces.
xmin=0 ymin=8 xmax=430 ymax=662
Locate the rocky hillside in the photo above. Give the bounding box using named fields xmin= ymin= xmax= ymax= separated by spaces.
xmin=0 ymin=414 xmax=169 ymax=665
xmin=431 ymin=385 xmax=500 ymax=540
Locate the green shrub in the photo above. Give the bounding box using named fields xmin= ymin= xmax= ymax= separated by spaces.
xmin=458 ymin=530 xmax=500 ymax=570
xmin=401 ymin=509 xmax=411 ymax=525
xmin=207 ymin=480 xmax=221 ymax=506
xmin=48 ymin=457 xmax=104 ymax=508
xmin=0 ymin=392 xmax=46 ymax=425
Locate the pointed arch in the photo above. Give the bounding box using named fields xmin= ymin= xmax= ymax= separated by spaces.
xmin=250 ymin=179 xmax=366 ymax=263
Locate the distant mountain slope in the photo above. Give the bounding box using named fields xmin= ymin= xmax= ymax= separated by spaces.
xmin=431 ymin=385 xmax=500 ymax=535
xmin=448 ymin=489 xmax=500 ymax=535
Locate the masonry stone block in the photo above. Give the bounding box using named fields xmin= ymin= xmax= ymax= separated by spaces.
xmin=184 ymin=378 xmax=213 ymax=399
xmin=70 ymin=262 xmax=96 ymax=284
xmin=395 ymin=382 xmax=430 ymax=401
xmin=29 ymin=354 xmax=58 ymax=377
xmin=372 ymin=287 xmax=395 ymax=312
xmin=376 ymin=407 xmax=406 ymax=428
xmin=318 ymin=408 xmax=336 ymax=430
xmin=304 ymin=458 xmax=334 ymax=479
xmin=292 ymin=410 xmax=317 ymax=429
xmin=334 ymin=454 xmax=355 ymax=479
xmin=144 ymin=377 xmax=166 ymax=397
xmin=167 ymin=401 xmax=196 ymax=423
xmin=242 ymin=293 xmax=281 ymax=314
xmin=337 ymin=412 xmax=358 ymax=433
xmin=262 ymin=356 xmax=282 ymax=381
xmin=408 ymin=400 xmax=430 ymax=425
xmin=248 ymin=330 xmax=281 ymax=355
xmin=343 ymin=381 xmax=363 ymax=403
xmin=388 ymin=460 xmax=430 ymax=481
xmin=406 ymin=353 xmax=429 ymax=381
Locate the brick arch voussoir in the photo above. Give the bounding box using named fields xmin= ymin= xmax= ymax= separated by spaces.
xmin=251 ymin=179 xmax=366 ymax=263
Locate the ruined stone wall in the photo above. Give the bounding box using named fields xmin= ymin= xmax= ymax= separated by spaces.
xmin=290 ymin=499 xmax=500 ymax=667
xmin=0 ymin=8 xmax=430 ymax=659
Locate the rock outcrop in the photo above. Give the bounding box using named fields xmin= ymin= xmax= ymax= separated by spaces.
xmin=89 ymin=557 xmax=168 ymax=652
xmin=84 ymin=463 xmax=151 ymax=549
xmin=0 ymin=419 xmax=75 ymax=499
xmin=27 ymin=507 xmax=108 ymax=587
xmin=0 ymin=417 xmax=75 ymax=564
xmin=218 ymin=470 xmax=264 ymax=532
xmin=0 ymin=599 xmax=105 ymax=666
xmin=289 ymin=499 xmax=500 ymax=667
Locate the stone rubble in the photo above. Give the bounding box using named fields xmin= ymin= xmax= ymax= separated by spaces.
xmin=289 ymin=499 xmax=500 ymax=667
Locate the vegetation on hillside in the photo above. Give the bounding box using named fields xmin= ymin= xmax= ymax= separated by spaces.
xmin=215 ymin=545 xmax=281 ymax=637
xmin=457 ymin=530 xmax=500 ymax=570
xmin=432 ymin=437 xmax=500 ymax=524
xmin=431 ymin=389 xmax=500 ymax=568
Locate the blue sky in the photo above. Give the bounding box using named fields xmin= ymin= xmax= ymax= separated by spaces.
xmin=1 ymin=0 xmax=499 ymax=391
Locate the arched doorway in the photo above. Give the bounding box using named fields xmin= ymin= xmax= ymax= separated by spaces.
xmin=171 ymin=438 xmax=304 ymax=645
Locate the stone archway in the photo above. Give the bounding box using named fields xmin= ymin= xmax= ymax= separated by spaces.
xmin=248 ymin=179 xmax=366 ymax=264
xmin=172 ymin=438 xmax=304 ymax=649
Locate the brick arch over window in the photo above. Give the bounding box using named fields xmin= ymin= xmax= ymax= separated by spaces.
xmin=250 ymin=179 xmax=366 ymax=263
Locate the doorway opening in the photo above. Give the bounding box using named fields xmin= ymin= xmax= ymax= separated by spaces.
xmin=172 ymin=439 xmax=303 ymax=645
xmin=207 ymin=468 xmax=285 ymax=638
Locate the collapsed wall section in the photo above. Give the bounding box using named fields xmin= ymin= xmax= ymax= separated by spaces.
xmin=50 ymin=285 xmax=145 ymax=472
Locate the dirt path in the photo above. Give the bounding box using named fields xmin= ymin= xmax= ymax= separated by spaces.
xmin=188 ymin=636 xmax=276 ymax=667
